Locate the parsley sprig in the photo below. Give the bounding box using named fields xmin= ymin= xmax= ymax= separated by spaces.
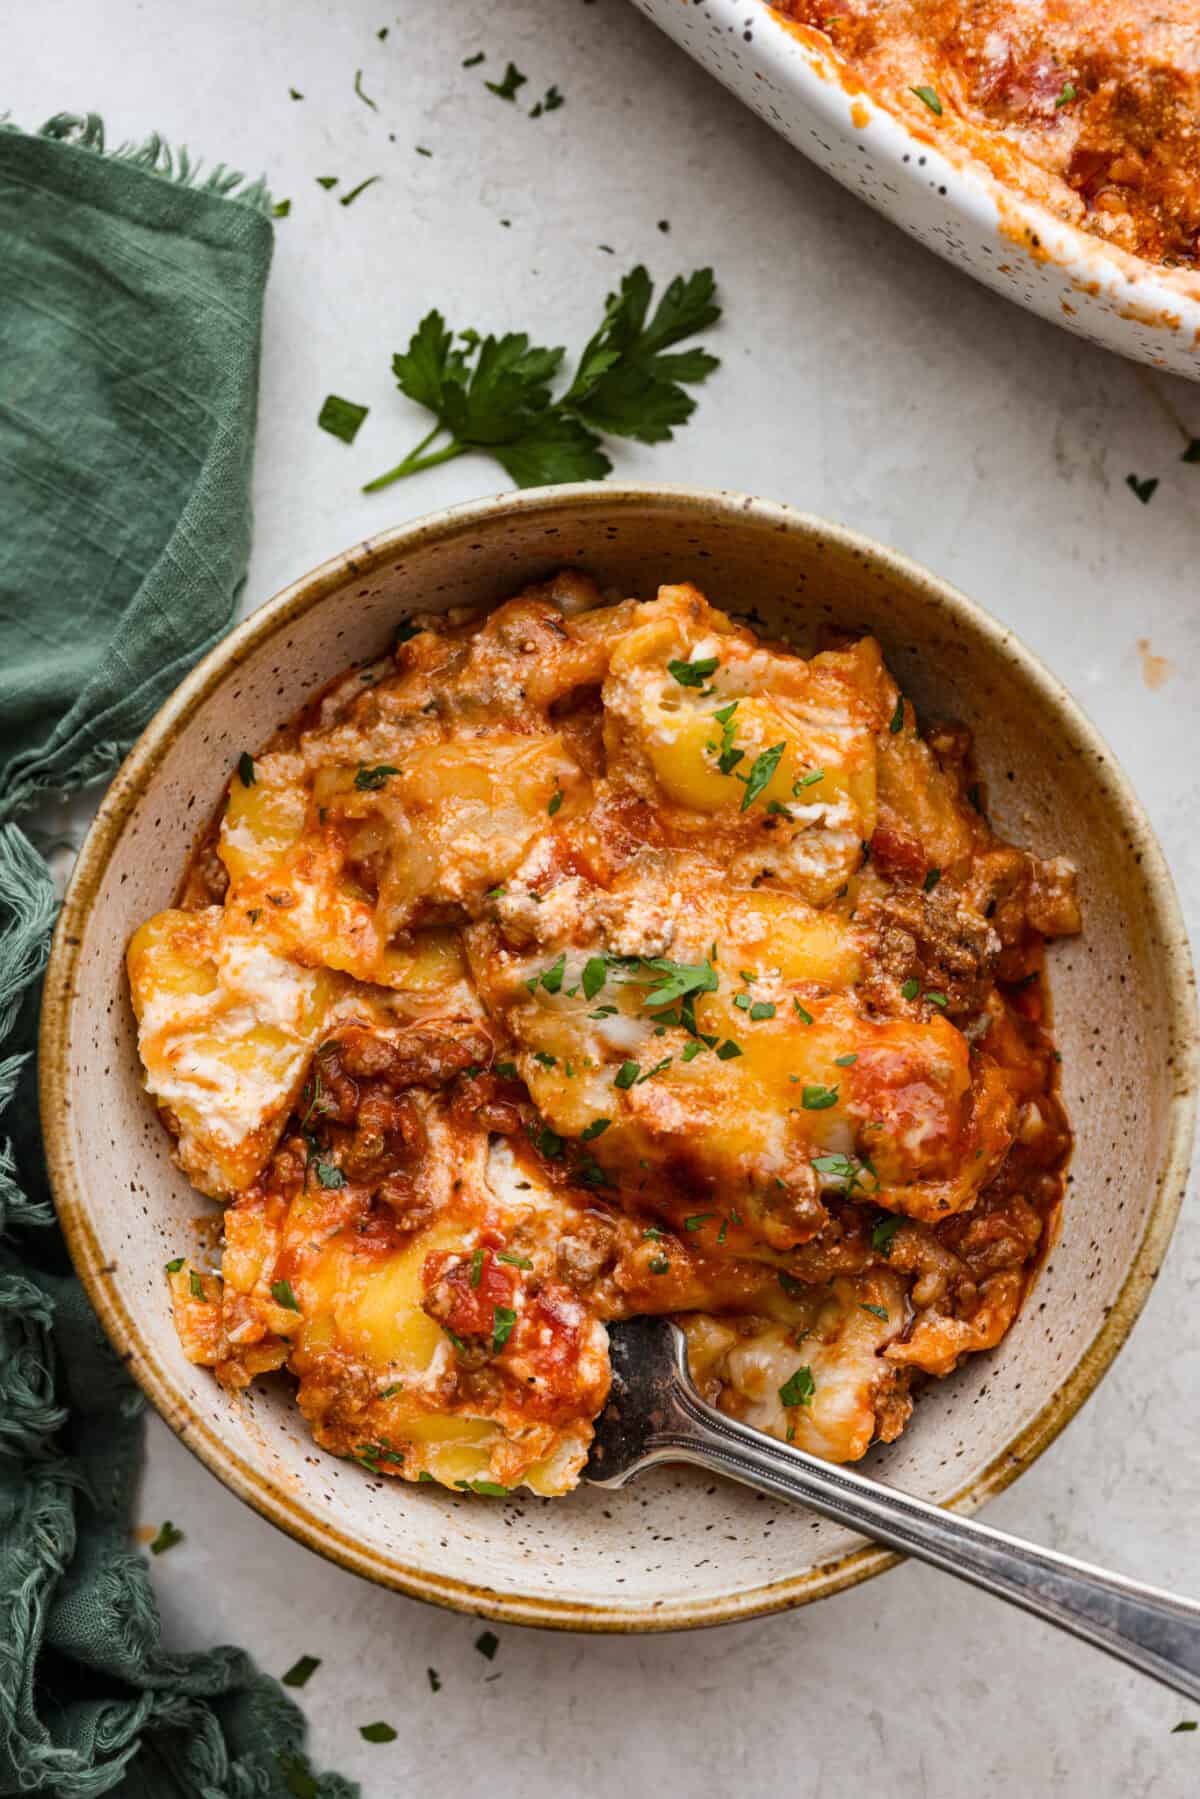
xmin=363 ymin=265 xmax=721 ymax=493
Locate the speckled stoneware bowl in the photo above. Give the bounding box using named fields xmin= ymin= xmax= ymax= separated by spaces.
xmin=633 ymin=0 xmax=1200 ymax=380
xmin=42 ymin=485 xmax=1196 ymax=1630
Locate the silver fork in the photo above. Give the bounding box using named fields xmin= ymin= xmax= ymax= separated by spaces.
xmin=586 ymin=1317 xmax=1200 ymax=1699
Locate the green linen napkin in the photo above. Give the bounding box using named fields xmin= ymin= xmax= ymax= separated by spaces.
xmin=0 ymin=115 xmax=355 ymax=1799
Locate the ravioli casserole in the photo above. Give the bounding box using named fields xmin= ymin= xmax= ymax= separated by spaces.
xmin=127 ymin=575 xmax=1080 ymax=1497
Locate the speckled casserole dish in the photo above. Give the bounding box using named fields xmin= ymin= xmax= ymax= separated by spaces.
xmin=41 ymin=486 xmax=1197 ymax=1630
xmin=632 ymin=0 xmax=1200 ymax=380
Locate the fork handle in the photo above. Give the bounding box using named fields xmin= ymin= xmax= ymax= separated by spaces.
xmin=650 ymin=1351 xmax=1200 ymax=1703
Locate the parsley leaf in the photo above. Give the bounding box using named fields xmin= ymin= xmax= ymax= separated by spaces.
xmin=871 ymin=1213 xmax=905 ymax=1257
xmin=580 ymin=1117 xmax=611 ymax=1140
xmin=355 ymin=763 xmax=399 ymax=789
xmin=475 ymin=1629 xmax=500 ymax=1659
xmin=359 ymin=1722 xmax=397 ymax=1743
xmin=638 ymin=955 xmax=718 ymax=1010
xmin=282 ymin=1654 xmax=321 ymax=1688
xmin=237 ymin=752 xmax=256 ymax=787
xmin=740 ymin=742 xmax=786 ymax=812
xmin=364 ymin=266 xmax=720 ymax=492
xmin=668 ymin=655 xmax=719 ymax=687
xmin=271 ymin=1279 xmax=300 ymax=1311
xmin=149 ymin=1520 xmax=183 ymax=1555
xmin=582 ymin=956 xmax=607 ymax=1000
xmin=911 ymin=84 xmax=943 ymax=115
xmin=800 ymin=1084 xmax=838 ymax=1110
xmin=485 ymin=61 xmax=527 ymax=101
xmin=778 ymin=1366 xmax=815 ymax=1408
xmin=491 ymin=1305 xmax=517 ymax=1353
xmin=318 ymin=394 xmax=369 ymax=444
xmin=313 ymin=1159 xmax=346 ymax=1189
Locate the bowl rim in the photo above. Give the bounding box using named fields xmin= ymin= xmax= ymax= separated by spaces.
xmin=40 ymin=482 xmax=1199 ymax=1632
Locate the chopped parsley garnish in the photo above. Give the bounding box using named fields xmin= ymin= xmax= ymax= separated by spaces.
xmin=462 ymin=51 xmax=485 ymax=68
xmin=638 ymin=1056 xmax=672 ymax=1083
xmin=793 ymin=999 xmax=814 ymax=1024
xmin=889 ymin=694 xmax=906 ymax=733
xmin=682 ymin=1040 xmax=704 ymax=1062
xmin=485 ymin=61 xmax=527 ymax=101
xmin=340 ymin=176 xmax=381 ymax=208
xmin=1127 ymin=474 xmax=1158 ymax=505
xmin=1054 ymin=81 xmax=1077 ymax=107
xmin=530 ymin=85 xmax=564 ymax=118
xmin=927 ymin=990 xmax=949 ymax=1008
xmin=271 ymin=1279 xmax=300 ymax=1310
xmin=715 ymin=1039 xmax=742 ymax=1060
xmin=740 ymin=741 xmax=786 ymax=811
xmin=149 ymin=1520 xmax=183 ymax=1555
xmin=777 ymin=1270 xmax=805 ymax=1299
xmin=475 ymin=1629 xmax=500 ymax=1660
xmin=833 ymin=1053 xmax=857 ymax=1066
xmin=272 ymin=199 xmax=291 ymax=217
xmin=532 ymin=1050 xmax=558 ymax=1068
xmin=496 ymin=1251 xmax=533 ymax=1269
xmin=313 ymin=1159 xmax=346 ymax=1190
xmin=379 ymin=1382 xmax=404 ymax=1398
xmin=470 ymin=1480 xmax=510 ymax=1497
xmin=871 ymin=1213 xmax=905 ymax=1257
xmin=614 ymin=1060 xmax=641 ymax=1090
xmin=582 ymin=956 xmax=607 ymax=999
xmin=316 ymin=176 xmax=338 ymax=190
xmin=491 ymin=1305 xmax=517 ymax=1353
xmin=282 ymin=1654 xmax=321 ymax=1688
xmin=237 ymin=751 xmax=256 ymax=787
xmin=911 ymin=84 xmax=943 ymax=116
xmin=355 ymin=763 xmax=399 ymax=790
xmin=289 ymin=87 xmax=304 ymax=100
xmin=164 ymin=1257 xmax=184 ymax=1274
xmin=494 ymin=1060 xmax=520 ymax=1079
xmin=860 ymin=1303 xmax=889 ymax=1321
xmin=318 ymin=394 xmax=369 ymax=444
xmin=684 ymin=1213 xmax=716 ymax=1231
xmin=1172 ymin=1720 xmax=1198 ymax=1732
xmin=668 ymin=654 xmax=719 ymax=687
xmin=900 ymin=976 xmax=920 ymax=1001
xmin=749 ymin=1001 xmax=775 ymax=1021
xmin=581 ymin=1117 xmax=611 ymax=1140
xmin=793 ymin=769 xmax=824 ymax=791
xmin=639 ymin=955 xmax=718 ymax=1010
xmin=923 ymin=867 xmax=941 ymax=892
xmin=469 ymin=1248 xmax=484 ymax=1287
xmin=547 ymin=787 xmax=563 ymax=816
xmin=710 ymin=700 xmax=743 ymax=775
xmin=360 ymin=270 xmax=721 ymax=494
xmin=811 ymin=1153 xmax=877 ymax=1198
xmin=648 ymin=1255 xmax=670 ymax=1275
xmin=733 ymin=992 xmax=751 ymax=1011
xmin=1183 ymin=439 xmax=1200 ymax=464
xmin=532 ymin=1124 xmax=565 ymax=1159
xmin=359 ymin=1722 xmax=397 ymax=1743
xmin=800 ymin=1083 xmax=838 ymax=1110
xmin=778 ymin=1366 xmax=815 ymax=1408
xmin=643 ymin=1225 xmax=665 ymax=1239
xmin=354 ymin=69 xmax=378 ymax=110
xmin=188 ymin=1270 xmax=206 ymax=1301
xmin=538 ymin=952 xmax=566 ymax=994
xmin=428 ymin=1667 xmax=442 ymax=1691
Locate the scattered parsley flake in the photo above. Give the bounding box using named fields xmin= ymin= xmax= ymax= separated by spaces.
xmin=271 ymin=1279 xmax=300 ymax=1311
xmin=188 ymin=1270 xmax=206 ymax=1301
xmin=313 ymin=1159 xmax=346 ymax=1189
xmin=354 ymin=69 xmax=378 ymax=110
xmin=793 ymin=999 xmax=814 ymax=1024
xmin=778 ymin=1366 xmax=815 ymax=1408
xmin=648 ymin=1255 xmax=670 ymax=1275
xmin=494 ymin=1060 xmax=520 ymax=1079
xmin=927 ymin=991 xmax=949 ymax=1008
xmin=733 ymin=992 xmax=751 ymax=1012
xmin=860 ymin=1303 xmax=889 ymax=1321
xmin=923 ymin=867 xmax=941 ymax=892
xmin=794 ymin=769 xmax=824 ymax=791
xmin=582 ymin=956 xmax=607 ymax=1000
xmin=801 ymin=1083 xmax=838 ymax=1110
xmin=833 ymin=1053 xmax=857 ymax=1067
xmin=491 ymin=1305 xmax=517 ymax=1353
xmin=749 ymin=1001 xmax=775 ymax=1021
xmin=470 ymin=1480 xmax=510 ymax=1496
xmin=900 ymin=976 xmax=920 ymax=1001
xmin=682 ymin=1040 xmax=704 ymax=1062
xmin=485 ymin=61 xmax=527 ymax=101
xmin=684 ymin=1213 xmax=716 ymax=1231
xmin=164 ymin=1257 xmax=184 ymax=1274
xmin=778 ymin=1270 xmax=805 ymax=1299
xmin=469 ymin=1248 xmax=484 ymax=1288
xmin=911 ymin=84 xmax=943 ymax=115
xmin=533 ymin=1124 xmax=565 ymax=1159
xmin=889 ymin=694 xmax=906 ymax=733
xmin=282 ymin=1654 xmax=321 ymax=1688
xmin=1172 ymin=1720 xmax=1198 ymax=1732
xmin=496 ymin=1251 xmax=533 ymax=1269
xmin=415 ymin=145 xmax=433 ymax=157
xmin=340 ymin=176 xmax=381 ymax=207
xmin=614 ymin=1060 xmax=641 ymax=1090
xmin=539 ymin=952 xmax=567 ymax=994
xmin=871 ymin=1213 xmax=905 ymax=1256
xmin=668 ymin=655 xmax=719 ymax=687
xmin=272 ymin=199 xmax=291 ymax=218
xmin=428 ymin=1667 xmax=442 ymax=1691
xmin=318 ymin=394 xmax=369 ymax=445
xmin=355 ymin=762 xmax=399 ymax=789
xmin=316 ymin=176 xmax=338 ymax=190
xmin=547 ymin=788 xmax=563 ymax=816
xmin=237 ymin=751 xmax=256 ymax=787
xmin=580 ymin=1117 xmax=611 ymax=1140
xmin=715 ymin=1039 xmax=742 ymax=1060
xmin=289 ymin=87 xmax=304 ymax=100
xmin=475 ymin=1629 xmax=500 ymax=1660
xmin=462 ymin=51 xmax=485 ymax=68
xmin=1126 ymin=474 xmax=1158 ymax=505
xmin=1055 ymin=81 xmax=1077 ymax=107
xmin=740 ymin=742 xmax=786 ymax=812
xmin=1182 ymin=439 xmax=1200 ymax=464
xmin=149 ymin=1520 xmax=183 ymax=1555
xmin=359 ymin=1722 xmax=397 ymax=1743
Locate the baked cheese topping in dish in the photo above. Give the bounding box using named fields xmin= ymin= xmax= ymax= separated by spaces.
xmin=774 ymin=1 xmax=1200 ymax=272
xmin=128 ymin=574 xmax=1080 ymax=1496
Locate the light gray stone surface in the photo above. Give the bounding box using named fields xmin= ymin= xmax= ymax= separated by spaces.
xmin=16 ymin=0 xmax=1200 ymax=1791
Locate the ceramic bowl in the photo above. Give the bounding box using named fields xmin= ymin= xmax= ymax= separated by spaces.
xmin=632 ymin=0 xmax=1200 ymax=380
xmin=41 ymin=485 xmax=1196 ymax=1630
